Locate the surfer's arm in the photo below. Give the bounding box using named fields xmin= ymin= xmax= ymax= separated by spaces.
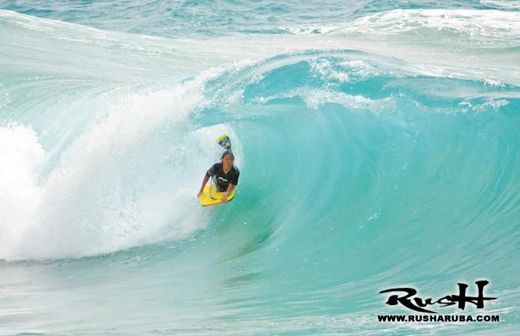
xmin=221 ymin=183 xmax=235 ymax=202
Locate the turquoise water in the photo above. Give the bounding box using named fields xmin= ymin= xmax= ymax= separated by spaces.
xmin=1 ymin=1 xmax=519 ymax=335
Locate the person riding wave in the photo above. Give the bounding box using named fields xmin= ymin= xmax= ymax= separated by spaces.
xmin=198 ymin=150 xmax=240 ymax=203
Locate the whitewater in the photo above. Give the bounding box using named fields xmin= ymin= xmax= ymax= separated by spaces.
xmin=0 ymin=1 xmax=519 ymax=335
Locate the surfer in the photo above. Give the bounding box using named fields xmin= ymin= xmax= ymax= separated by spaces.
xmin=198 ymin=150 xmax=240 ymax=202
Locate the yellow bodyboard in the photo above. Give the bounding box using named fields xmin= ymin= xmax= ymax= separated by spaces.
xmin=198 ymin=183 xmax=236 ymax=207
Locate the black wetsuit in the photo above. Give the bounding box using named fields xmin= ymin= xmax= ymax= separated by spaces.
xmin=206 ymin=163 xmax=240 ymax=192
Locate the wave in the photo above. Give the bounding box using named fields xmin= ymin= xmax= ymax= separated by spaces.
xmin=0 ymin=8 xmax=518 ymax=268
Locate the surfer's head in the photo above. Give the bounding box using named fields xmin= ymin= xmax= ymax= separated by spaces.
xmin=221 ymin=150 xmax=235 ymax=168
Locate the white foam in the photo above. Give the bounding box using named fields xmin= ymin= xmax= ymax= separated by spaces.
xmin=334 ymin=9 xmax=520 ymax=41
xmin=303 ymin=90 xmax=393 ymax=114
xmin=309 ymin=58 xmax=350 ymax=82
xmin=0 ymin=124 xmax=44 ymax=257
xmin=0 ymin=71 xmax=241 ymax=261
xmin=480 ymin=0 xmax=520 ymax=10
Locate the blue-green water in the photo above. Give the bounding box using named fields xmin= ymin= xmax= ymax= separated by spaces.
xmin=0 ymin=1 xmax=519 ymax=335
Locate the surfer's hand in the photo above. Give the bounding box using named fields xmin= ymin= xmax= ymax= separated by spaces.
xmin=197 ymin=190 xmax=203 ymax=197
xmin=221 ymin=193 xmax=228 ymax=202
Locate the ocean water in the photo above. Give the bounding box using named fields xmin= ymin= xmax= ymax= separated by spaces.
xmin=0 ymin=0 xmax=519 ymax=335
